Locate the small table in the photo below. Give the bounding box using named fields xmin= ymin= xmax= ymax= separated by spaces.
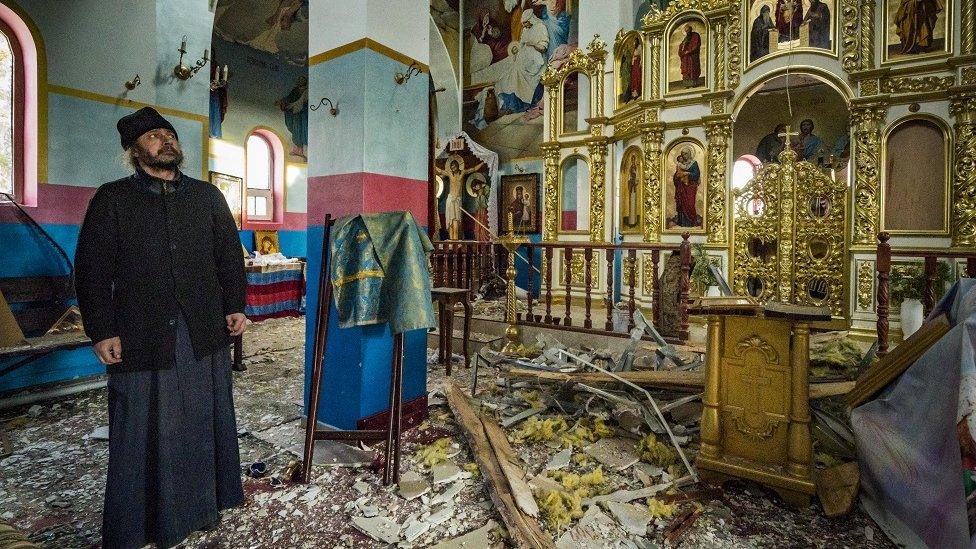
xmin=430 ymin=287 xmax=472 ymax=376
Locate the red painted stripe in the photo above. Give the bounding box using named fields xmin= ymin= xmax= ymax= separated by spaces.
xmin=20 ymin=184 xmax=97 ymax=225
xmin=308 ymin=172 xmax=428 ymax=227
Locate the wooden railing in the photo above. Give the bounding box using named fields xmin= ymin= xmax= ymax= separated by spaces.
xmin=431 ymin=240 xmax=498 ymax=292
xmin=431 ymin=235 xmax=692 ymax=344
xmin=875 ymin=232 xmax=976 ymax=356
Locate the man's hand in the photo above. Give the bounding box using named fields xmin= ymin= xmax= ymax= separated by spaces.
xmin=93 ymin=337 xmax=123 ymax=365
xmin=226 ymin=313 xmax=247 ymax=336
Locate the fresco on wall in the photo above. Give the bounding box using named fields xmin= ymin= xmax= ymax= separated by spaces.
xmin=463 ymin=0 xmax=579 ymax=162
xmin=665 ymin=18 xmax=707 ymax=95
xmin=748 ymin=0 xmax=835 ymax=65
xmin=213 ymin=0 xmax=309 ymax=65
xmin=277 ymin=75 xmax=308 ymax=160
xmin=883 ymin=0 xmax=951 ymax=64
xmin=432 ymin=0 xmax=462 ymax=81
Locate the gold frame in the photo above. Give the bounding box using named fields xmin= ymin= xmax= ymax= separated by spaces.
xmin=880 ymin=0 xmax=954 ymax=66
xmin=663 ymin=13 xmax=711 ymax=97
xmin=557 ymin=154 xmax=591 ymax=236
xmin=613 ymin=30 xmax=647 ymax=111
xmin=661 ymin=137 xmax=708 ymax=235
xmin=741 ymin=0 xmax=841 ymax=72
xmin=879 ymin=114 xmax=953 ymax=236
xmin=558 ymin=70 xmax=592 ymax=138
xmin=619 ymin=145 xmax=645 ymax=235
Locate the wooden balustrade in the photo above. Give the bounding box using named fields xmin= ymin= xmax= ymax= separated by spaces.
xmin=430 ymin=235 xmax=692 ymax=343
xmin=875 ymin=232 xmax=976 ymax=356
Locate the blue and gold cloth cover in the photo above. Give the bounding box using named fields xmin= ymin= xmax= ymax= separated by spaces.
xmin=329 ymin=211 xmax=435 ymax=334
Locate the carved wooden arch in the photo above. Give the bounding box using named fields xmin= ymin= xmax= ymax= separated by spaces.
xmin=557 ymin=153 xmax=592 ymax=235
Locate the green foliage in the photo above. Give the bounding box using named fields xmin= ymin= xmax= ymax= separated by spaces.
xmin=889 ymin=261 xmax=953 ymax=304
xmin=690 ymin=243 xmax=719 ymax=290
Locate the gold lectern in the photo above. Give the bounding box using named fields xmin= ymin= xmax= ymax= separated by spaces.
xmin=691 ymin=297 xmax=831 ymax=506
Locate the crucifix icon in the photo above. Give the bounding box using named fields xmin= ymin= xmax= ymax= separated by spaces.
xmin=739 ymin=359 xmax=774 ymax=432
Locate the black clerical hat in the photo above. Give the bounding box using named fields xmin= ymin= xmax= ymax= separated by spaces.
xmin=117 ymin=107 xmax=178 ymax=149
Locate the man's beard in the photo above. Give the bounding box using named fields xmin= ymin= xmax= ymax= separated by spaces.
xmin=135 ymin=145 xmax=184 ymax=171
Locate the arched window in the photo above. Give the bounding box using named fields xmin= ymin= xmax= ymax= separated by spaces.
xmin=732 ymin=154 xmax=761 ymax=191
xmin=244 ymin=129 xmax=284 ymax=224
xmin=0 ymin=3 xmax=40 ymax=206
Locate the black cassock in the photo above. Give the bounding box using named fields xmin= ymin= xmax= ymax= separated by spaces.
xmin=102 ymin=315 xmax=243 ymax=549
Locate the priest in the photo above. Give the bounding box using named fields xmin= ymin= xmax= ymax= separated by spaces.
xmin=75 ymin=107 xmax=247 ymax=549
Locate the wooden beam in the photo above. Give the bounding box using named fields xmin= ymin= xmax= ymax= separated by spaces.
xmin=444 ymin=380 xmax=554 ymax=549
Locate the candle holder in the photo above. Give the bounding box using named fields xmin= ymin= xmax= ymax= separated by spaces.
xmin=174 ymin=35 xmax=209 ymax=80
xmin=495 ymin=214 xmax=539 ymax=358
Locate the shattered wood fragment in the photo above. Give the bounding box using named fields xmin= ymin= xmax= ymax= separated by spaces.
xmin=656 ymin=486 xmax=724 ymax=505
xmin=809 ymin=381 xmax=856 ymax=399
xmin=662 ymin=506 xmax=702 ymax=545
xmin=509 ymin=368 xmax=705 ymax=391
xmin=482 ymin=417 xmax=540 ymax=518
xmin=443 ymin=380 xmax=554 ymax=549
xmin=816 ymin=462 xmax=860 ymax=517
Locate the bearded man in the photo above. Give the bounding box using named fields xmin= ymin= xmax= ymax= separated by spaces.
xmin=75 ymin=107 xmax=247 ymax=549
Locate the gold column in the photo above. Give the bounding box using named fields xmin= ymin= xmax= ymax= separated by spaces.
xmin=641 ymin=124 xmax=664 ymax=242
xmin=850 ymin=102 xmax=887 ymax=246
xmin=586 ymin=137 xmax=609 ymax=242
xmin=786 ymin=322 xmax=813 ymax=481
xmin=950 ymin=93 xmax=976 ymax=247
xmin=700 ymin=314 xmax=723 ymax=460
xmin=650 ymin=37 xmax=661 ymax=100
xmin=542 ymin=143 xmax=560 ymax=241
xmin=704 ymin=116 xmax=732 ymax=244
xmin=841 ymin=0 xmax=860 ymax=72
xmin=859 ymin=0 xmax=876 ymax=71
xmin=587 ymin=35 xmax=607 ymax=119
xmin=727 ymin=11 xmax=741 ymax=89
xmin=963 ymin=1 xmax=975 ymax=55
xmin=546 ymin=85 xmax=559 ymax=142
xmin=713 ymin=19 xmax=726 ymax=91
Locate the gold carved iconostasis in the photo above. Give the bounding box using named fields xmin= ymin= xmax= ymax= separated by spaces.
xmin=539 ymin=0 xmax=976 ymax=334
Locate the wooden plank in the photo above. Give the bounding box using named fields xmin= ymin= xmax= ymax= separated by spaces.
xmin=846 ymin=314 xmax=950 ymax=408
xmin=511 ymin=368 xmax=854 ymax=400
xmin=482 ymin=415 xmax=540 ymax=518
xmin=508 ymin=368 xmax=706 ymax=392
xmin=444 ymin=380 xmax=554 ymax=549
xmin=808 ymin=381 xmax=855 ymax=399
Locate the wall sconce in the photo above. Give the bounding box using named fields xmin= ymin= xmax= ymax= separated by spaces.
xmin=394 ymin=62 xmax=421 ymax=85
xmin=173 ymin=35 xmax=209 ymax=80
xmin=310 ymin=97 xmax=338 ymax=117
xmin=124 ymin=74 xmax=141 ymax=91
xmin=210 ymin=65 xmax=230 ymax=90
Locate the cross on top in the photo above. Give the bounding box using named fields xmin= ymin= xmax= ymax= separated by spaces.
xmin=779 ymin=124 xmax=799 ymax=141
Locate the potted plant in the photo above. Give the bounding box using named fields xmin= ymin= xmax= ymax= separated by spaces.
xmin=889 ymin=261 xmax=953 ymax=337
xmin=690 ymin=243 xmax=721 ymax=297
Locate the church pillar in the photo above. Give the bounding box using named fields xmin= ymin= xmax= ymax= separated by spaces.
xmin=849 ymin=100 xmax=888 ymax=247
xmin=703 ymin=115 xmax=732 ymax=245
xmin=950 ymin=90 xmax=976 ymax=248
xmin=304 ymin=0 xmax=430 ymax=430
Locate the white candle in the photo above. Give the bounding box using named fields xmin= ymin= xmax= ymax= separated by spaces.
xmin=223 ymin=65 xmax=228 ymax=80
xmin=180 ymin=36 xmax=187 ymax=51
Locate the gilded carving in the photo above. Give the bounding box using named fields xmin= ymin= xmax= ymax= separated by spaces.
xmin=841 ymin=0 xmax=860 ymax=72
xmin=727 ymin=6 xmax=741 ymax=89
xmin=964 ymin=67 xmax=976 ymax=86
xmin=705 ymin=118 xmax=732 ymax=244
xmin=880 ymin=75 xmax=955 ymax=94
xmin=859 ymin=0 xmax=875 ymax=71
xmin=964 ymin=1 xmax=975 ymax=55
xmin=856 ymin=260 xmax=875 ymax=312
xmin=711 ymin=98 xmax=725 ymax=114
xmin=714 ymin=19 xmax=726 ymax=91
xmin=950 ymin=95 xmax=976 ymax=247
xmin=640 ymin=0 xmax=731 ymax=28
xmin=651 ymin=37 xmax=662 ymax=100
xmin=641 ymin=125 xmax=664 ymax=242
xmin=860 ymin=79 xmax=879 ymax=97
xmin=642 ymin=254 xmax=655 ymax=295
xmin=542 ymin=144 xmax=560 ymax=241
xmin=731 ymin=334 xmax=782 ymax=441
xmin=562 ymin=250 xmax=601 ymax=286
xmin=850 ymin=103 xmax=887 ymax=246
xmin=587 ymin=138 xmax=609 ymax=242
